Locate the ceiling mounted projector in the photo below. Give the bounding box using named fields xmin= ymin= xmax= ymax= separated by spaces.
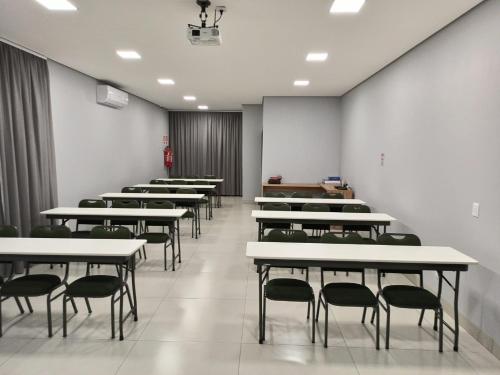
xmin=187 ymin=0 xmax=225 ymax=46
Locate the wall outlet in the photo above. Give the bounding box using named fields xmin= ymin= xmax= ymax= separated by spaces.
xmin=380 ymin=153 xmax=385 ymax=166
xmin=472 ymin=202 xmax=480 ymax=218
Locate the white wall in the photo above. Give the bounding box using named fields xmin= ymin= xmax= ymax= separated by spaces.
xmin=48 ymin=61 xmax=168 ymax=206
xmin=261 ymin=96 xmax=342 ymax=184
xmin=242 ymin=104 xmax=263 ymax=201
xmin=340 ymin=0 xmax=500 ymax=353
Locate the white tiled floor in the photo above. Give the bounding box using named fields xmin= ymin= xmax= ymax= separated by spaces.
xmin=0 ymin=197 xmax=499 ymax=374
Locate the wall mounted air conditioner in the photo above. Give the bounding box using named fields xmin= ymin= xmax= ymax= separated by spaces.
xmin=96 ymin=84 xmax=129 ymax=109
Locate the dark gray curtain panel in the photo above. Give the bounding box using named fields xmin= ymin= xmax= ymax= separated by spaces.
xmin=0 ymin=41 xmax=58 ymax=235
xmin=168 ymin=111 xmax=242 ymax=196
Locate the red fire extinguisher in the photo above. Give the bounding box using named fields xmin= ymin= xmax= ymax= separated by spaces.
xmin=164 ymin=146 xmax=173 ymax=169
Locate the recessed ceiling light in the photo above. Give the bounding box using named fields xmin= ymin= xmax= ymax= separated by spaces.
xmin=116 ymin=50 xmax=141 ymax=60
xmin=306 ymin=52 xmax=328 ymax=62
xmin=35 ymin=0 xmax=77 ymax=11
xmin=198 ymin=105 xmax=208 ymax=110
xmin=330 ymin=0 xmax=365 ymax=14
xmin=184 ymin=96 xmax=196 ymax=101
xmin=294 ymin=80 xmax=310 ymax=87
xmin=158 ymin=78 xmax=175 ymax=85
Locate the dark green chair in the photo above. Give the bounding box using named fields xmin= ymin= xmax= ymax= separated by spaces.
xmin=315 ymin=232 xmax=379 ymax=348
xmin=262 ymin=202 xmax=291 ymax=235
xmin=186 ymin=175 xmax=198 ymax=179
xmin=301 ymin=203 xmax=330 ymax=237
xmin=72 ymin=199 xmax=106 ymax=239
xmin=171 ymin=180 xmax=185 ymax=185
xmin=373 ymin=233 xmax=444 ymax=352
xmin=110 ymin=200 xmax=140 ymax=234
xmin=262 ymin=229 xmax=315 ymax=343
xmin=122 ymin=187 xmax=143 ymax=193
xmin=0 ymin=225 xmax=77 ymax=337
xmin=147 ymin=187 xmax=170 ymax=194
xmin=137 ymin=201 xmax=177 ymax=270
xmin=63 ymin=226 xmax=134 ymax=338
xmin=0 ymin=225 xmax=25 ymax=316
xmin=204 ymin=175 xmax=221 ymax=207
xmin=342 ymin=204 xmax=373 ymax=238
xmin=290 ymin=191 xmax=313 ymax=211
xmin=194 ymin=180 xmax=213 ymax=220
xmin=321 ymin=193 xmax=344 ymax=212
xmin=264 ymin=192 xmax=287 ymax=198
xmin=176 ymin=188 xmax=198 ymax=238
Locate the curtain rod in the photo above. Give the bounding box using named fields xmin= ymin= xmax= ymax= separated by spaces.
xmin=0 ymin=37 xmax=47 ymax=60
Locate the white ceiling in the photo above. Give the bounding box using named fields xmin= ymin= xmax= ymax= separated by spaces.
xmin=0 ymin=0 xmax=483 ymax=110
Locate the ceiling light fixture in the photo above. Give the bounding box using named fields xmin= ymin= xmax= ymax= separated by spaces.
xmin=198 ymin=105 xmax=208 ymax=110
xmin=184 ymin=96 xmax=196 ymax=101
xmin=35 ymin=0 xmax=77 ymax=11
xmin=158 ymin=78 xmax=175 ymax=85
xmin=294 ymin=80 xmax=310 ymax=87
xmin=116 ymin=50 xmax=141 ymax=60
xmin=330 ymin=0 xmax=365 ymax=14
xmin=306 ymin=52 xmax=328 ymax=62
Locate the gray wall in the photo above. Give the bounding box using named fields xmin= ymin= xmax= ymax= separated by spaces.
xmin=242 ymin=104 xmax=263 ymax=201
xmin=340 ymin=0 xmax=500 ymax=353
xmin=261 ymin=96 xmax=342 ymax=184
xmin=48 ymin=61 xmax=168 ymax=206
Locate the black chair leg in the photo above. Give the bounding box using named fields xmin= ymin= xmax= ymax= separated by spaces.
xmin=307 ymin=301 xmax=311 ymax=320
xmin=315 ymin=292 xmax=322 ymax=322
xmin=164 ymin=243 xmax=168 ymax=271
xmin=111 ymin=295 xmax=115 ymax=339
xmin=24 ymin=297 xmax=34 ymax=313
xmin=385 ymin=305 xmax=391 ymax=350
xmin=433 ymin=309 xmax=438 ymax=331
xmin=262 ymin=297 xmax=267 ymax=342
xmin=84 ymin=298 xmax=92 ymax=313
xmin=142 ymin=245 xmax=147 ymax=260
xmin=375 ymin=305 xmax=380 ymax=350
xmin=438 ymin=307 xmax=444 ymax=352
xmin=361 ymin=307 xmax=367 ymax=324
xmin=418 ymin=309 xmax=425 ymax=326
xmin=14 ymin=297 xmax=25 ymax=314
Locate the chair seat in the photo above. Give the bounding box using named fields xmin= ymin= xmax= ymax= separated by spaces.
xmin=66 ymin=275 xmax=121 ymax=298
xmin=382 ymin=285 xmax=440 ymax=309
xmin=71 ymin=230 xmax=91 ymax=239
xmin=323 ymin=283 xmax=377 ymax=307
xmin=263 ymin=223 xmax=291 ymax=230
xmin=2 ymin=274 xmax=61 ymax=296
xmin=137 ymin=232 xmax=170 ymax=243
xmin=265 ymin=278 xmax=314 ymax=302
xmin=182 ymin=211 xmax=195 ymax=219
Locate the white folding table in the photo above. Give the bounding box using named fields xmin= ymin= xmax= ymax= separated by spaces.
xmin=255 ymin=197 xmax=366 ymax=208
xmin=0 ymin=237 xmax=146 ymax=340
xmin=252 ymin=210 xmax=397 ymax=240
xmin=246 ymin=241 xmax=478 ymax=350
xmin=41 ymin=207 xmax=188 ymax=268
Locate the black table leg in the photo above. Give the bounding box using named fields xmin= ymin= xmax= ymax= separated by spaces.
xmin=119 ymin=265 xmax=124 ymax=340
xmin=176 ymin=219 xmax=181 ymax=257
xmin=258 ymin=264 xmax=264 ymax=344
xmin=258 ymin=222 xmax=262 ymax=241
xmin=130 ymin=257 xmax=138 ymax=321
xmin=453 ymin=271 xmax=461 ymax=351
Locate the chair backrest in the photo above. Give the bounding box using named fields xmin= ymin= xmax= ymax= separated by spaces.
xmin=321 ymin=192 xmax=344 ymax=199
xmin=177 ymin=188 xmax=197 ymax=194
xmin=291 ymin=191 xmax=313 ymax=199
xmin=342 ymin=204 xmax=371 ymax=213
xmin=302 ymin=203 xmax=329 ymax=212
xmin=78 ymin=199 xmax=106 ymax=208
xmin=377 ymin=233 xmax=421 ymax=246
xmin=266 ymin=229 xmax=308 ymax=243
xmin=145 ymin=200 xmax=175 ymax=209
xmin=147 ymin=187 xmax=170 ymax=194
xmin=111 ymin=199 xmax=140 ymax=209
xmin=204 ymin=175 xmax=215 ymax=179
xmin=263 ymin=202 xmax=290 ymax=211
xmin=320 ymin=232 xmax=365 ymax=244
xmin=171 ymin=180 xmax=185 ymax=184
xmin=264 ymin=192 xmax=287 ymax=198
xmin=90 ymin=226 xmax=131 ymax=239
xmin=121 ymin=187 xmax=143 ymax=193
xmin=186 ymin=175 xmax=198 ymax=179
xmin=30 ymin=225 xmax=72 ymax=238
xmin=0 ymin=225 xmax=18 ymax=237
xmin=194 ymin=180 xmax=210 ymax=185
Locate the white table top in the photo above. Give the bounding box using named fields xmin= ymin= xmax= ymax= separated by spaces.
xmin=135 ymin=184 xmax=216 ymax=189
xmin=255 ymin=197 xmax=366 ymax=205
xmin=41 ymin=207 xmax=187 ymax=218
xmin=100 ymin=193 xmax=206 ymax=200
xmin=0 ymin=238 xmax=146 ymax=257
xmin=246 ymin=242 xmax=478 ymax=266
xmin=251 ymin=210 xmax=396 ymax=222
xmin=157 ymin=178 xmax=223 ymax=183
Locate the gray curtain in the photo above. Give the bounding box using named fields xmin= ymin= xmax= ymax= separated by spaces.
xmin=168 ymin=111 xmax=242 ymax=196
xmin=0 ymin=41 xmax=58 ymax=236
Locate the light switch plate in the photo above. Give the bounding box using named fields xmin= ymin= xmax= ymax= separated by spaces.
xmin=472 ymin=202 xmax=480 ymax=218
